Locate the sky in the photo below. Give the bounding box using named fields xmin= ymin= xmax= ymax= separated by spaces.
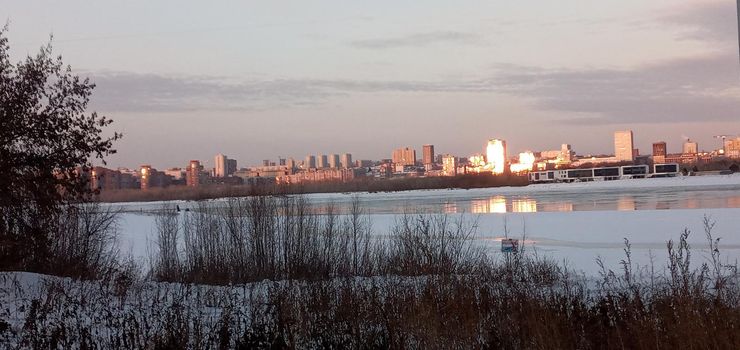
xmin=3 ymin=0 xmax=740 ymax=169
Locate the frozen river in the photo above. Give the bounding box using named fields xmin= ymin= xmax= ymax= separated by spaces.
xmin=302 ymin=179 xmax=740 ymax=214
xmin=116 ymin=174 xmax=740 ymax=215
xmin=283 ymin=174 xmax=740 ymax=216
xmin=116 ymin=174 xmax=740 ymax=275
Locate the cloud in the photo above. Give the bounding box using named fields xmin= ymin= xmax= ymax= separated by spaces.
xmin=490 ymin=53 xmax=740 ymax=124
xmin=87 ymin=71 xmax=482 ymax=113
xmin=659 ymin=1 xmax=739 ymax=42
xmin=349 ymin=31 xmax=481 ymax=49
xmin=86 ymin=52 xmax=740 ymax=126
xmin=88 ymin=72 xmax=337 ymax=113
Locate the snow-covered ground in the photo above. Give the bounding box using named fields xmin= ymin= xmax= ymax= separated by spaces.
xmin=115 ymin=174 xmax=740 ymax=276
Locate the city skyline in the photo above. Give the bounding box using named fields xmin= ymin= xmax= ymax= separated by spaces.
xmin=85 ymin=129 xmax=740 ymax=193
xmin=3 ymin=0 xmax=740 ymax=168
xmin=95 ymin=129 xmax=739 ymax=170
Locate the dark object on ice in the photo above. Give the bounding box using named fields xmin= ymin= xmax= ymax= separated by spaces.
xmin=501 ymin=238 xmax=519 ymax=253
xmin=176 ymin=205 xmax=181 ymax=212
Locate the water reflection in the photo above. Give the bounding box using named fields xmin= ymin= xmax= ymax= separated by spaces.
xmin=512 ymin=199 xmax=537 ymax=213
xmin=310 ymin=189 xmax=740 ymax=215
xmin=491 ymin=196 xmax=507 ymax=213
xmin=617 ymin=197 xmax=635 ymax=211
xmin=471 ymin=196 xmax=507 ymax=213
xmin=685 ymin=198 xmax=699 ymax=209
xmin=729 ymin=196 xmax=740 ymax=207
xmin=470 ymin=196 xmax=538 ymax=213
xmin=463 ymin=193 xmax=740 ymax=213
xmin=539 ymin=202 xmax=574 ymax=212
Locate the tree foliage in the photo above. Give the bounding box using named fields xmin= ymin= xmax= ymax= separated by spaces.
xmin=0 ymin=27 xmax=121 ymax=273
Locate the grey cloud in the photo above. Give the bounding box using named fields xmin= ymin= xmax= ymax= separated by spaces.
xmin=349 ymin=31 xmax=480 ymax=49
xmin=89 ymin=72 xmax=338 ymax=113
xmin=659 ymin=1 xmax=739 ymax=42
xmin=491 ymin=53 xmax=740 ymax=124
xmin=86 ymin=53 xmax=740 ymax=126
xmin=87 ymin=71 xmax=484 ymax=113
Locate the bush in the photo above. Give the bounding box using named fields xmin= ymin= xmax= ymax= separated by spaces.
xmin=0 ymin=27 xmax=120 ymax=276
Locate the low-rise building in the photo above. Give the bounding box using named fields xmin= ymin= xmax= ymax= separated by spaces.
xmin=276 ymin=168 xmax=366 ymax=184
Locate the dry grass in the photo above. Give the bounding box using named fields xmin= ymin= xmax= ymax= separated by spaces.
xmin=1 ymin=198 xmax=739 ymax=349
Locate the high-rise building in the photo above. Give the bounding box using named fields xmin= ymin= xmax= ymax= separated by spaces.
xmin=214 ymin=154 xmax=228 ymax=177
xmin=653 ymin=141 xmax=667 ymax=163
xmin=652 ymin=142 xmax=667 ymax=157
xmin=287 ymin=158 xmax=296 ymax=169
xmin=90 ymin=167 xmax=138 ymax=191
xmin=317 ymin=154 xmax=328 ymax=168
xmin=187 ymin=160 xmax=203 ymax=187
xmin=140 ymin=165 xmax=171 ymax=190
xmin=683 ymin=139 xmax=698 ymax=154
xmin=614 ymin=130 xmax=634 ymax=161
xmin=328 ymin=154 xmax=340 ymax=168
xmin=226 ymin=159 xmax=237 ymax=176
xmin=341 ymin=153 xmax=353 ymax=168
xmin=279 ymin=158 xmax=286 ymax=166
xmin=559 ymin=144 xmax=574 ymax=163
xmin=726 ymin=137 xmax=740 ymax=158
xmin=262 ymin=160 xmax=270 ymax=167
xmin=442 ymin=155 xmax=457 ymax=176
xmin=140 ymin=165 xmax=153 ymax=190
xmin=392 ymin=147 xmax=416 ymax=166
xmin=305 ymin=155 xmax=316 ymax=169
xmin=486 ymin=139 xmax=507 ymax=174
xmin=422 ymin=145 xmax=435 ymax=166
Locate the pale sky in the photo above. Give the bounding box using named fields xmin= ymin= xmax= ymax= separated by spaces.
xmin=3 ymin=0 xmax=740 ymax=168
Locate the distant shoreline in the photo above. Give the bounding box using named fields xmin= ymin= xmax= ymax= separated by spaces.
xmin=94 ymin=173 xmax=530 ymax=203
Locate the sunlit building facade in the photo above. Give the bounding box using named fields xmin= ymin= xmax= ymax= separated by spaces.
xmin=186 ymin=160 xmax=203 ymax=187
xmin=328 ymin=154 xmax=340 ymax=168
xmin=90 ymin=167 xmax=138 ymax=191
xmin=683 ymin=139 xmax=698 ymax=154
xmin=392 ymin=147 xmax=416 ymax=166
xmin=442 ymin=155 xmax=457 ymax=176
xmin=139 ymin=165 xmax=171 ymax=190
xmin=727 ymin=137 xmax=740 ymax=158
xmin=286 ymin=158 xmax=296 ymax=170
xmin=214 ymin=154 xmax=228 ymax=177
xmin=510 ymin=151 xmax=535 ymax=173
xmin=652 ymin=141 xmax=667 ymax=164
xmin=341 ymin=153 xmax=353 ymax=168
xmin=305 ymin=155 xmax=316 ymax=169
xmin=486 ymin=139 xmax=507 ymax=175
xmin=276 ymin=168 xmax=365 ymax=184
xmin=422 ymin=144 xmax=435 ymax=166
xmin=614 ymin=130 xmax=634 ymax=162
xmin=317 ymin=154 xmax=328 ymax=168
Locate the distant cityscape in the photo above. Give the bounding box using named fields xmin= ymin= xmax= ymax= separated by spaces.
xmin=89 ymin=131 xmax=740 ymax=192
